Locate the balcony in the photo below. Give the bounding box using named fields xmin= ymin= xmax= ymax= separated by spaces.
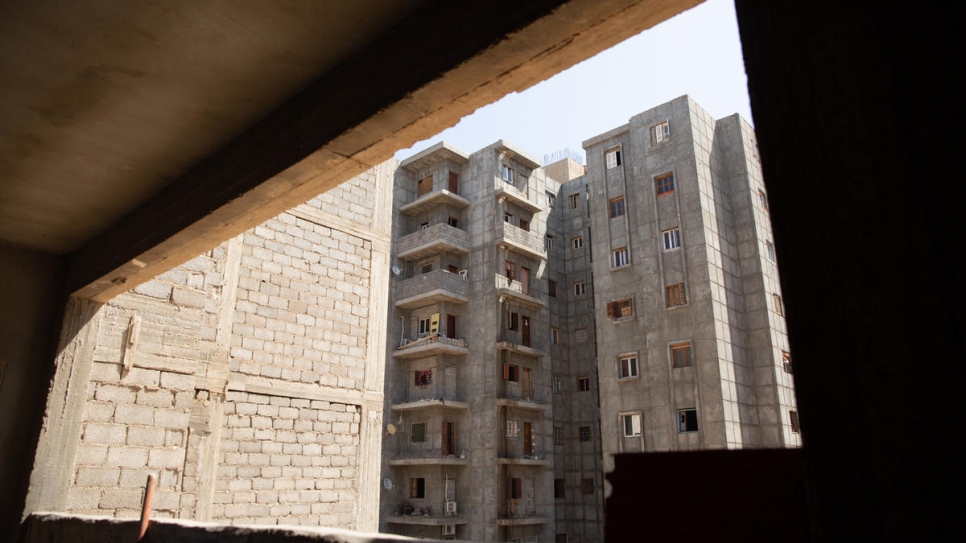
xmin=387 ymin=514 xmax=469 ymax=526
xmin=496 ymin=341 xmax=547 ymax=358
xmin=389 ymin=454 xmax=469 ymax=466
xmin=393 ymin=334 xmax=468 ymax=359
xmin=496 ymin=516 xmax=552 ymax=526
xmin=496 ymin=456 xmax=551 ymax=466
xmin=396 ymin=223 xmax=470 ymax=261
xmin=496 ymin=397 xmax=550 ymax=413
xmin=391 ymin=398 xmax=469 ymax=412
xmin=394 ymin=269 xmax=470 ymax=309
xmin=495 ymin=274 xmax=545 ymax=308
xmin=495 ymin=178 xmax=542 ymax=214
xmin=498 ymin=222 xmax=545 ymax=259
xmin=399 ymin=189 xmax=471 ymax=216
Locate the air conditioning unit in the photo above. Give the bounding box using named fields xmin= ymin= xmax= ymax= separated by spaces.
xmin=445 ymin=500 xmax=458 ymax=514
xmin=442 ymin=524 xmax=456 ymax=536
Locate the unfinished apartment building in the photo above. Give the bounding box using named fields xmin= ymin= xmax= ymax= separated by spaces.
xmin=25 ymin=164 xmax=395 ymax=531
xmin=582 ymin=96 xmax=799 ymax=486
xmin=379 ymin=141 xmax=603 ymax=543
xmin=379 ymin=95 xmax=797 ymax=542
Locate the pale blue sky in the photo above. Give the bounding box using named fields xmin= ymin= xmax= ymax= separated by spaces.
xmin=395 ymin=0 xmax=751 ymax=164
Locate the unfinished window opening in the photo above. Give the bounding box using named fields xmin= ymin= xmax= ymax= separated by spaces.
xmin=548 ymin=279 xmax=558 ymax=298
xmin=568 ymin=193 xmax=580 ymax=209
xmin=505 ymin=261 xmax=516 ymax=281
xmin=790 ymin=410 xmax=801 ymax=433
xmin=758 ymin=188 xmax=769 ymax=211
xmin=766 ymin=240 xmax=776 ymax=262
xmin=508 ymin=312 xmax=519 ymax=331
xmin=546 ymin=192 xmax=556 ymax=208
xmin=510 ymin=477 xmax=522 ymax=499
xmin=418 ymin=175 xmax=433 ymax=196
xmin=581 ymin=478 xmax=595 ymax=495
xmin=677 ymin=408 xmax=699 ymax=433
xmin=782 ymin=351 xmax=793 ymax=374
xmin=410 ymin=478 xmax=426 ymax=499
xmin=411 ymin=422 xmax=427 ymax=442
xmin=519 ymin=218 xmax=529 ymax=231
xmin=550 ymin=327 xmax=560 ymax=345
xmin=448 ymin=216 xmax=459 ymax=228
xmin=774 ymin=293 xmax=784 ymax=316
xmin=414 ymin=370 xmax=433 ymax=387
xmin=607 ymin=298 xmax=633 ymax=319
xmin=554 ymin=478 xmax=566 ymax=498
xmin=577 ymin=376 xmax=590 ymax=392
xmin=442 ymin=420 xmax=456 ymax=455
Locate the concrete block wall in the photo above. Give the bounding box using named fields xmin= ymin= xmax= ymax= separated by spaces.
xmin=28 ymin=161 xmax=395 ymax=532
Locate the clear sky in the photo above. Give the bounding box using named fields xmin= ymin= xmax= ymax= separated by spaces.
xmin=394 ymin=0 xmax=751 ymax=164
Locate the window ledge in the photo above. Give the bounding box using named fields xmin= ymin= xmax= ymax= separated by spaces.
xmin=611 ymin=316 xmax=636 ymax=324
xmin=611 ymin=264 xmax=631 ymax=271
xmin=617 ymin=375 xmax=640 ymax=382
xmin=665 ymin=303 xmax=690 ymax=311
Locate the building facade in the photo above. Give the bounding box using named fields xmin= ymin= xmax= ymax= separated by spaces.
xmin=583 ymin=96 xmax=799 ymax=488
xmin=380 ymin=95 xmax=797 ymax=542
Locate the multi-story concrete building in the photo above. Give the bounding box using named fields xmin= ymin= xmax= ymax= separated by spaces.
xmin=380 ymin=95 xmax=797 ymax=542
xmin=583 ymin=96 xmax=799 ymax=486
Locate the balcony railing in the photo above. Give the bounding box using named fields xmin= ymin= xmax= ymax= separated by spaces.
xmin=495 ymin=274 xmax=545 ymax=307
xmin=494 ymin=177 xmax=542 ymax=213
xmin=393 ymin=334 xmax=469 ymax=359
xmin=396 ymin=222 xmax=470 ymax=260
xmin=499 ymin=222 xmax=545 ymax=259
xmin=394 ymin=268 xmax=469 ymax=309
xmin=399 ymin=188 xmax=470 ymax=216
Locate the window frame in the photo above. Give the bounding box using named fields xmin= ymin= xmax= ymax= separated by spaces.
xmin=545 ymin=235 xmax=556 ymax=251
xmin=605 ymin=148 xmax=622 ymax=169
xmin=502 ymin=164 xmax=514 ymax=183
xmin=677 ymin=408 xmax=699 ymax=433
xmin=410 ymin=477 xmax=426 ymax=499
xmin=550 ymin=326 xmax=560 ymax=345
xmin=573 ymin=281 xmax=586 ymax=296
xmin=612 ymin=246 xmax=629 ymax=268
xmin=662 ymin=227 xmax=681 ymax=251
xmin=572 ymin=236 xmax=584 ymax=251
xmin=655 ymin=173 xmax=675 ymax=197
xmin=620 ymin=412 xmax=642 ymax=437
xmin=609 ymin=196 xmax=626 ymax=218
xmin=553 ymin=426 xmax=564 ymax=446
xmin=411 ymin=422 xmax=427 ymax=443
xmin=790 ymin=410 xmax=801 ymax=433
xmin=551 ymin=376 xmax=562 ymax=394
xmin=618 ymin=353 xmax=639 ymax=379
xmin=671 ymin=343 xmax=692 ymax=368
xmin=666 ymin=283 xmax=687 ymax=307
xmin=503 ymin=363 xmax=520 ymax=382
xmin=546 ymin=192 xmax=556 ymax=208
xmin=577 ymin=376 xmax=591 ymax=392
xmin=568 ymin=193 xmax=580 ymax=209
xmin=607 ymin=298 xmax=634 ymax=320
xmin=506 ymin=420 xmax=519 ymax=438
xmin=774 ymin=293 xmax=784 ymax=316
xmin=548 ymin=279 xmax=558 ymax=298
xmin=414 ymin=369 xmax=433 ymax=387
xmin=652 ymin=120 xmax=671 ymax=144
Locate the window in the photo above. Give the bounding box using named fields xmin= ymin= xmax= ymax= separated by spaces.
xmin=655 ymin=173 xmax=675 ymax=196
xmin=577 ymin=376 xmax=590 ymax=392
xmin=612 ymin=247 xmax=629 ymax=268
xmin=621 ymin=413 xmax=642 ymax=437
xmin=420 ymin=221 xmax=429 ymax=230
xmin=790 ymin=410 xmax=801 ymax=433
xmin=607 ymin=298 xmax=633 ymax=319
xmin=568 ymin=194 xmax=580 ymax=209
xmin=551 ymin=376 xmax=562 ymax=394
xmin=503 ymin=363 xmax=519 ymax=382
xmin=506 ymin=420 xmax=519 ymax=438
xmin=677 ymin=408 xmax=699 ymax=433
xmin=502 ymin=164 xmax=514 ymax=183
xmin=774 ymin=293 xmax=784 ymax=316
xmin=652 ymin=120 xmax=670 ymax=144
xmin=546 ymin=192 xmax=556 ymax=208
xmin=782 ymin=351 xmax=793 ymax=374
xmin=579 ymin=426 xmax=591 ymax=442
xmin=766 ymin=241 xmax=776 ymax=262
xmin=572 ymin=236 xmax=583 ymax=250
xmin=421 ymin=263 xmax=432 ymax=274
xmin=605 ymin=149 xmax=622 ymax=169
xmin=508 ymin=312 xmax=519 ymax=330
xmin=575 ymin=328 xmax=587 ymax=343
xmin=505 ymin=261 xmax=515 ymax=281
xmin=550 ymin=327 xmax=560 ymax=345
xmin=548 ymin=279 xmax=558 ymax=298
xmin=554 ymin=478 xmax=565 ymax=498
xmin=545 ymin=235 xmax=556 ymax=251
xmin=410 ymin=478 xmax=426 ymax=499
xmin=609 ymin=196 xmax=625 ymax=218
xmin=573 ymin=281 xmax=586 ymax=296
xmin=556 ymin=535 xmax=568 ymax=543
xmin=666 ymin=283 xmax=687 ymax=307
xmin=553 ymin=426 xmax=564 ymax=446
xmin=519 ymin=218 xmax=529 ymax=231
xmin=411 ymin=422 xmax=426 ymax=442
xmin=671 ymin=343 xmax=692 ymax=368
xmin=580 ymin=478 xmax=595 ymax=495
xmin=618 ymin=354 xmax=638 ymax=379
xmin=414 ymin=370 xmax=432 ymax=387
xmin=418 ymin=317 xmax=431 ymax=334
xmin=448 ymin=216 xmax=459 ymax=228
xmin=448 ymin=171 xmax=459 ymax=193
xmin=510 ymin=478 xmax=522 ymax=499
xmin=662 ymin=228 xmax=681 ymax=250
xmin=758 ymin=188 xmax=769 ymax=211
xmin=504 ymin=212 xmax=513 ymax=224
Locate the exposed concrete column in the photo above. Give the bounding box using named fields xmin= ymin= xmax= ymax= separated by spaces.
xmin=24 ymin=297 xmax=103 ymax=514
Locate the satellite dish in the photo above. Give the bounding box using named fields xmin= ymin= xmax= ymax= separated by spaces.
xmin=386 ymin=423 xmax=397 ymax=435
xmin=383 ymin=478 xmax=393 ymax=490
xmin=391 ymin=266 xmax=401 ymax=276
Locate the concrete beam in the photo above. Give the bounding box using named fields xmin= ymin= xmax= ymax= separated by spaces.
xmin=66 ymin=0 xmax=702 ymax=302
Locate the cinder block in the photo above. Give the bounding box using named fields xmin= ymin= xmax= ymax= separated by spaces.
xmin=83 ymin=423 xmax=127 ymax=445
xmin=74 ymin=466 xmax=120 ymax=487
xmin=148 ymin=448 xmax=186 ymax=469
xmin=107 ymin=446 xmax=148 ymax=468
xmin=98 ymin=488 xmax=143 ymax=509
